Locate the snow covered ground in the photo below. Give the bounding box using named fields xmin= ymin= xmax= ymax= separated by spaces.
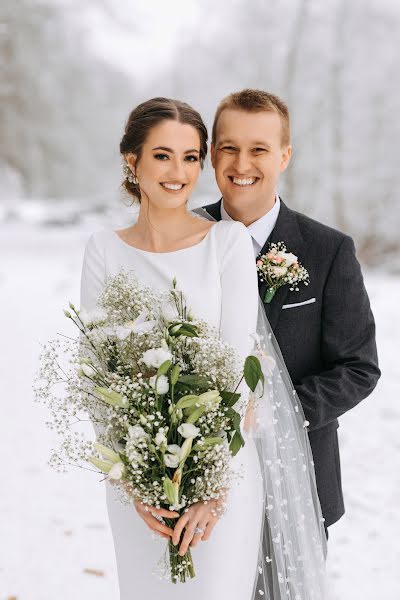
xmin=0 ymin=220 xmax=398 ymax=599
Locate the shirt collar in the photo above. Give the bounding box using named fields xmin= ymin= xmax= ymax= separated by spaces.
xmin=221 ymin=192 xmax=281 ymax=251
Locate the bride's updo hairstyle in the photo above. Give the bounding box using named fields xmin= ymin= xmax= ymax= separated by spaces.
xmin=120 ymin=97 xmax=208 ymax=203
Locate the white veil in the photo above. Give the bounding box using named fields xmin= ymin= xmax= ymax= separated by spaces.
xmin=249 ymin=302 xmax=327 ymax=599
xmin=194 ymin=207 xmax=327 ymax=599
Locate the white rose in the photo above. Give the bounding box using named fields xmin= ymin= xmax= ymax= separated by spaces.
xmin=280 ymin=252 xmax=298 ymax=267
xmin=178 ymin=423 xmax=200 ymax=439
xmin=128 ymin=424 xmax=148 ymax=442
xmin=272 ymin=266 xmax=288 ymax=277
xmin=108 ymin=461 xmax=126 ymax=480
xmin=149 ymin=374 xmax=169 ymax=395
xmin=164 ymin=453 xmax=180 ymax=468
xmin=155 ymin=431 xmax=167 ymax=447
xmin=142 ymin=347 xmax=172 ymax=369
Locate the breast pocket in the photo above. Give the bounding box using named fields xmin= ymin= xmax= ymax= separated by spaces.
xmin=281 ymin=297 xmax=316 ymax=310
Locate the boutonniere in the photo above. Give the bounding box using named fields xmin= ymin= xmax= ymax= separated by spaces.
xmin=256 ymin=242 xmax=310 ymax=303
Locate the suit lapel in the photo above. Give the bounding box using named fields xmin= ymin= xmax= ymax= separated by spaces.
xmin=260 ymin=200 xmax=305 ymax=330
xmin=204 ymin=199 xmax=222 ymax=221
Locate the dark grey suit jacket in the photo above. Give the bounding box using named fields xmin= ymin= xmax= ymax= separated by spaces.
xmin=202 ymin=198 xmax=381 ymax=527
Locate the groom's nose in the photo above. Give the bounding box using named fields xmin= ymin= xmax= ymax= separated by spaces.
xmin=231 ymin=151 xmax=253 ymax=175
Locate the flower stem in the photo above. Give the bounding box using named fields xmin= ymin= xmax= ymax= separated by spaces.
xmin=264 ymin=288 xmax=276 ymax=303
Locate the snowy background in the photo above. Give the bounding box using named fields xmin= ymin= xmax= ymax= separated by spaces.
xmin=1 ymin=0 xmax=399 ymax=598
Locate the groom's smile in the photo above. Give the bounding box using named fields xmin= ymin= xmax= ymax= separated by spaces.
xmin=228 ymin=176 xmax=260 ymax=187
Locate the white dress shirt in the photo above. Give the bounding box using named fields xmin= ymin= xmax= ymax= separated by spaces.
xmin=221 ymin=192 xmax=281 ymax=257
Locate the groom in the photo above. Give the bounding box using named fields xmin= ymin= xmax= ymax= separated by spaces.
xmin=199 ymin=89 xmax=380 ymax=536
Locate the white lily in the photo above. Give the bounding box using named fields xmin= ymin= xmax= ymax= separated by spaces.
xmin=123 ymin=310 xmax=157 ymax=335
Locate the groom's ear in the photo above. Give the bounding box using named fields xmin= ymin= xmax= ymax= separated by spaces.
xmin=279 ymin=145 xmax=291 ymax=173
xmin=210 ymin=144 xmax=216 ymax=169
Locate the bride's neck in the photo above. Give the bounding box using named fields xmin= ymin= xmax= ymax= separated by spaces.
xmin=133 ymin=200 xmax=194 ymax=251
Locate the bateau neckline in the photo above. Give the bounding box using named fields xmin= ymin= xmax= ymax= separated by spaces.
xmin=112 ymin=223 xmax=217 ymax=255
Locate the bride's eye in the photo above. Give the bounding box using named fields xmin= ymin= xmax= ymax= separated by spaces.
xmin=154 ymin=153 xmax=169 ymax=161
xmin=185 ymin=155 xmax=199 ymax=162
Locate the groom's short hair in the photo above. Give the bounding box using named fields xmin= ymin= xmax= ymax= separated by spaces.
xmin=212 ymin=89 xmax=290 ymax=147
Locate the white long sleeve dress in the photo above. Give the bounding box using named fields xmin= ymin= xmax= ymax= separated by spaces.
xmin=80 ymin=220 xmax=264 ymax=600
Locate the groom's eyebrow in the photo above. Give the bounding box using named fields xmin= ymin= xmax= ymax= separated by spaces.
xmin=217 ymin=139 xmax=271 ymax=148
xmin=253 ymin=141 xmax=271 ymax=148
xmin=152 ymin=146 xmax=200 ymax=154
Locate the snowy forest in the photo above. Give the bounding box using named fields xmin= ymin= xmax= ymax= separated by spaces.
xmin=1 ymin=2 xmax=400 ymax=599
xmin=1 ymin=0 xmax=400 ymax=266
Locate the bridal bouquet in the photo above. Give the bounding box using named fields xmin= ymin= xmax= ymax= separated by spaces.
xmin=34 ymin=270 xmax=262 ymax=583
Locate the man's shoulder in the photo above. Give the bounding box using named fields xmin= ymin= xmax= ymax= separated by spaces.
xmin=289 ymin=206 xmax=351 ymax=254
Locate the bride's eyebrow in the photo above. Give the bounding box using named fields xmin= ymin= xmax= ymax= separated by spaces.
xmin=152 ymin=146 xmax=199 ymax=154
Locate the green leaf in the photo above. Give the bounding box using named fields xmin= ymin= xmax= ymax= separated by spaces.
xmin=229 ymin=431 xmax=245 ymax=456
xmin=177 ymin=375 xmax=210 ymax=389
xmin=203 ymin=437 xmax=224 ymax=446
xmin=177 ymin=328 xmax=197 ymax=338
xmin=244 ymin=355 xmax=263 ymax=392
xmin=157 ymin=360 xmax=172 ymax=377
xmin=220 ymin=390 xmax=241 ymax=407
xmin=170 ymin=365 xmax=180 ymax=385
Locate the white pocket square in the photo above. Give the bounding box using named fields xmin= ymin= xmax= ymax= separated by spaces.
xmin=282 ymin=298 xmax=316 ymax=310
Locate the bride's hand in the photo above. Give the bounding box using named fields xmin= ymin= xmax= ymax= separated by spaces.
xmin=109 ymin=479 xmax=179 ymax=539
xmin=133 ymin=499 xmax=180 ymax=540
xmin=172 ymin=493 xmax=227 ymax=556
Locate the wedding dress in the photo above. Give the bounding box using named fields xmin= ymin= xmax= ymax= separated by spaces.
xmin=80 ymin=220 xmax=264 ymax=599
xmin=80 ymin=219 xmax=327 ymax=599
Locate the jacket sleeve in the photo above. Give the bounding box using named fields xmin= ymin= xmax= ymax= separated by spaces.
xmin=295 ymin=235 xmax=381 ymax=431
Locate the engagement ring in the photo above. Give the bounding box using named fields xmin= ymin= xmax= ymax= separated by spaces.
xmin=194 ymin=526 xmax=205 ymax=534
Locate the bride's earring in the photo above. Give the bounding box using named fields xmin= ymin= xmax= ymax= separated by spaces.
xmin=123 ymin=159 xmax=139 ymax=185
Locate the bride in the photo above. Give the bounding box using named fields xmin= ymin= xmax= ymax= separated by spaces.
xmin=80 ymin=97 xmax=327 ymax=599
